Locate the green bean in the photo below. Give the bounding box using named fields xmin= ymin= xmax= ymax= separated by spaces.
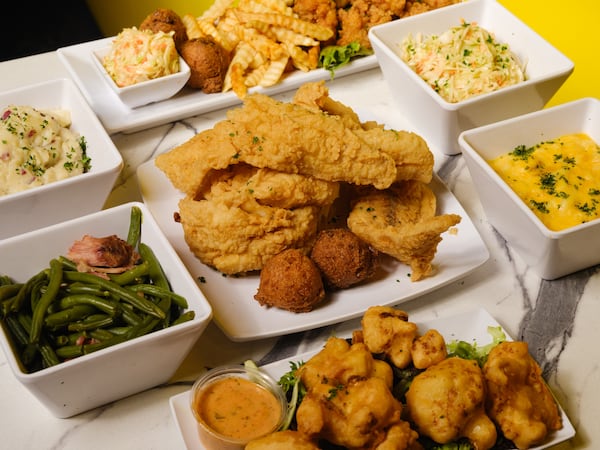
xmin=39 ymin=337 xmax=60 ymax=368
xmin=127 ymin=205 xmax=143 ymax=248
xmin=55 ymin=344 xmax=83 ymax=360
xmin=0 ymin=275 xmax=14 ymax=286
xmin=44 ymin=305 xmax=96 ymax=328
xmin=65 ymin=283 xmax=110 ymax=297
xmin=67 ymin=314 xmax=114 ymax=332
xmin=29 ymin=259 xmax=63 ymax=343
xmin=5 ymin=315 xmax=29 ymax=346
xmin=58 ymin=294 xmax=121 ymax=316
xmin=138 ymin=243 xmax=170 ymax=290
xmin=58 ymin=256 xmax=77 ymax=271
xmin=88 ymin=328 xmax=116 ymax=341
xmin=10 ymin=270 xmax=46 ymax=313
xmin=171 ymin=310 xmax=196 ymax=326
xmin=108 ymin=260 xmax=150 ymax=285
xmin=126 ymin=284 xmax=188 ymax=309
xmin=54 ymin=335 xmax=70 ymax=347
xmin=63 ymin=271 xmax=165 ymax=319
xmin=120 ymin=303 xmax=142 ymax=326
xmin=0 ymin=284 xmax=22 ymax=302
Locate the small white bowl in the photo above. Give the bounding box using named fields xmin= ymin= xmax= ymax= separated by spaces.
xmin=368 ymin=0 xmax=574 ymax=155
xmin=92 ymin=46 xmax=190 ymax=109
xmin=0 ymin=78 xmax=123 ymax=240
xmin=0 ymin=202 xmax=213 ymax=417
xmin=459 ymin=97 xmax=600 ymax=280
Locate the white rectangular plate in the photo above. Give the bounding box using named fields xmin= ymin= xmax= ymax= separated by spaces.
xmin=169 ymin=308 xmax=576 ymax=450
xmin=57 ymin=37 xmax=378 ymax=135
xmin=137 ymin=144 xmax=490 ymax=341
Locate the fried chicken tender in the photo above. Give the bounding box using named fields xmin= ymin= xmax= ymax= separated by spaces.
xmin=348 ymin=180 xmax=461 ymax=281
xmin=310 ymin=228 xmax=379 ymax=289
xmin=483 ymin=341 xmax=562 ymax=449
xmin=245 ymin=430 xmax=320 ymax=449
xmin=403 ymin=0 xmax=460 ymax=16
xmin=360 ymin=305 xmax=418 ymax=368
xmin=406 ymin=357 xmax=498 ymax=450
xmin=254 ymin=248 xmax=325 ymax=312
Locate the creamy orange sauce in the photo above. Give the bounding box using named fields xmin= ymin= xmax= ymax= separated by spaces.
xmin=194 ymin=376 xmax=281 ymax=440
xmin=488 ymin=133 xmax=600 ymax=231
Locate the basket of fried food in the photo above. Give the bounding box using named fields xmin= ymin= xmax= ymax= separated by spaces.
xmin=138 ymin=0 xmax=462 ymax=98
xmin=246 ymin=305 xmax=565 ymax=450
xmin=155 ymin=80 xmax=462 ymax=313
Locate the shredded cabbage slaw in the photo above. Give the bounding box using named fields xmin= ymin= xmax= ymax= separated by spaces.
xmin=399 ymin=21 xmax=526 ymax=103
xmin=102 ymin=27 xmax=180 ymax=88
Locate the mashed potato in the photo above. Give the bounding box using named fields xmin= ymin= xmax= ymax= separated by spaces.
xmin=0 ymin=105 xmax=91 ymax=196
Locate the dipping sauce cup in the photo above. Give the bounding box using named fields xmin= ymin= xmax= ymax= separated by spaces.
xmin=190 ymin=364 xmax=287 ymax=450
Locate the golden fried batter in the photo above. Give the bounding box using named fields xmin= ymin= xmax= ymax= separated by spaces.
xmin=254 ymin=248 xmax=325 ymax=312
xmin=411 ymin=328 xmax=447 ymax=369
xmin=310 ymin=228 xmax=379 ymax=289
xmin=360 ymin=305 xmax=418 ymax=368
xmin=177 ymin=196 xmax=321 ymax=274
xmin=299 ymin=336 xmax=393 ymax=390
xmin=348 ymin=180 xmax=461 ymax=281
xmin=406 ymin=357 xmax=497 ymax=450
xmin=246 ymin=430 xmax=320 ymax=449
xmin=483 ymin=341 xmax=562 ymax=449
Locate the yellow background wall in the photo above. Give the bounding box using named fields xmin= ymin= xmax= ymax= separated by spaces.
xmin=87 ymin=0 xmax=599 ymax=106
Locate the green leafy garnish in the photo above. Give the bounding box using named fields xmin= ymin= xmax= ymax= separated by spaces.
xmin=318 ymin=42 xmax=373 ymax=77
xmin=446 ymin=326 xmax=506 ymax=367
xmin=277 ymin=360 xmax=306 ymax=430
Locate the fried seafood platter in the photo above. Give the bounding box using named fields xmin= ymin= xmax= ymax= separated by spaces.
xmin=138 ymin=81 xmax=489 ymax=340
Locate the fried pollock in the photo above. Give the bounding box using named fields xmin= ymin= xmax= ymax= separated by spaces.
xmin=348 ymin=180 xmax=461 ymax=281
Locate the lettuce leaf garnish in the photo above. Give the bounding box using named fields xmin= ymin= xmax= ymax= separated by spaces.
xmin=446 ymin=325 xmax=507 ymax=367
xmin=318 ymin=42 xmax=373 ymax=77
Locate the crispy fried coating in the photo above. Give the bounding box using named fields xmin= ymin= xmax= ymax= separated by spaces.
xmin=292 ymin=0 xmax=339 ymax=46
xmin=310 ymin=228 xmax=379 ymax=289
xmin=139 ymin=8 xmax=188 ymax=50
xmin=411 ymin=328 xmax=448 ymax=369
xmin=178 ymin=196 xmax=321 ymax=274
xmin=293 ymin=81 xmax=434 ymax=184
xmin=406 ymin=357 xmax=498 ymax=450
xmin=245 ymin=430 xmax=320 ymax=449
xmin=299 ymin=336 xmax=393 ymax=390
xmin=254 ymin=248 xmax=325 ymax=312
xmin=336 ymin=0 xmax=403 ymax=49
xmin=348 ymin=180 xmax=461 ymax=281
xmin=483 ymin=341 xmax=562 ymax=449
xmin=179 ymin=37 xmax=230 ymax=93
xmin=297 ymin=376 xmax=406 ymax=449
xmin=360 ymin=305 xmax=418 ymax=368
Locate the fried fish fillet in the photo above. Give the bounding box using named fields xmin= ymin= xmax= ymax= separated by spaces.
xmin=178 ymin=196 xmax=322 ymax=274
xmin=348 ymin=180 xmax=461 ymax=281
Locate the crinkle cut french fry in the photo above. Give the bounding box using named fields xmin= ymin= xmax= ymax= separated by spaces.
xmin=235 ymin=11 xmax=334 ymax=41
xmin=198 ymin=0 xmax=236 ymax=22
xmin=182 ymin=14 xmax=203 ymax=39
xmin=258 ymin=54 xmax=289 ymax=86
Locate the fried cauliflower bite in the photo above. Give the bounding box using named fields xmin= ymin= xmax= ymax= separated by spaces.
xmin=299 ymin=336 xmax=394 ymax=390
xmin=348 ymin=181 xmax=461 ymax=281
xmin=360 ymin=305 xmax=418 ymax=368
xmin=245 ymin=430 xmax=320 ymax=449
xmin=483 ymin=341 xmax=562 ymax=449
xmin=297 ymin=376 xmax=412 ymax=449
xmin=406 ymin=357 xmax=498 ymax=450
xmin=411 ymin=328 xmax=447 ymax=369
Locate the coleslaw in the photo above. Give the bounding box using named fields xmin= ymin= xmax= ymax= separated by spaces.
xmin=399 ymin=21 xmax=526 ymax=103
xmin=102 ymin=27 xmax=180 ymax=88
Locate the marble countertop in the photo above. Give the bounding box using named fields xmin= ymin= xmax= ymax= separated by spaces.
xmin=0 ymin=51 xmax=598 ymax=450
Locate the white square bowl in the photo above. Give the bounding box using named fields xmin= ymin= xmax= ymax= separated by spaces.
xmin=0 ymin=78 xmax=123 ymax=240
xmin=92 ymin=46 xmax=191 ymax=109
xmin=368 ymin=0 xmax=574 ymax=155
xmin=458 ymin=97 xmax=600 ymax=280
xmin=0 ymin=202 xmax=213 ymax=417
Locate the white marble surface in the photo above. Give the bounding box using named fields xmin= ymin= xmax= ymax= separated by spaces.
xmin=0 ymin=52 xmax=598 ymax=450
